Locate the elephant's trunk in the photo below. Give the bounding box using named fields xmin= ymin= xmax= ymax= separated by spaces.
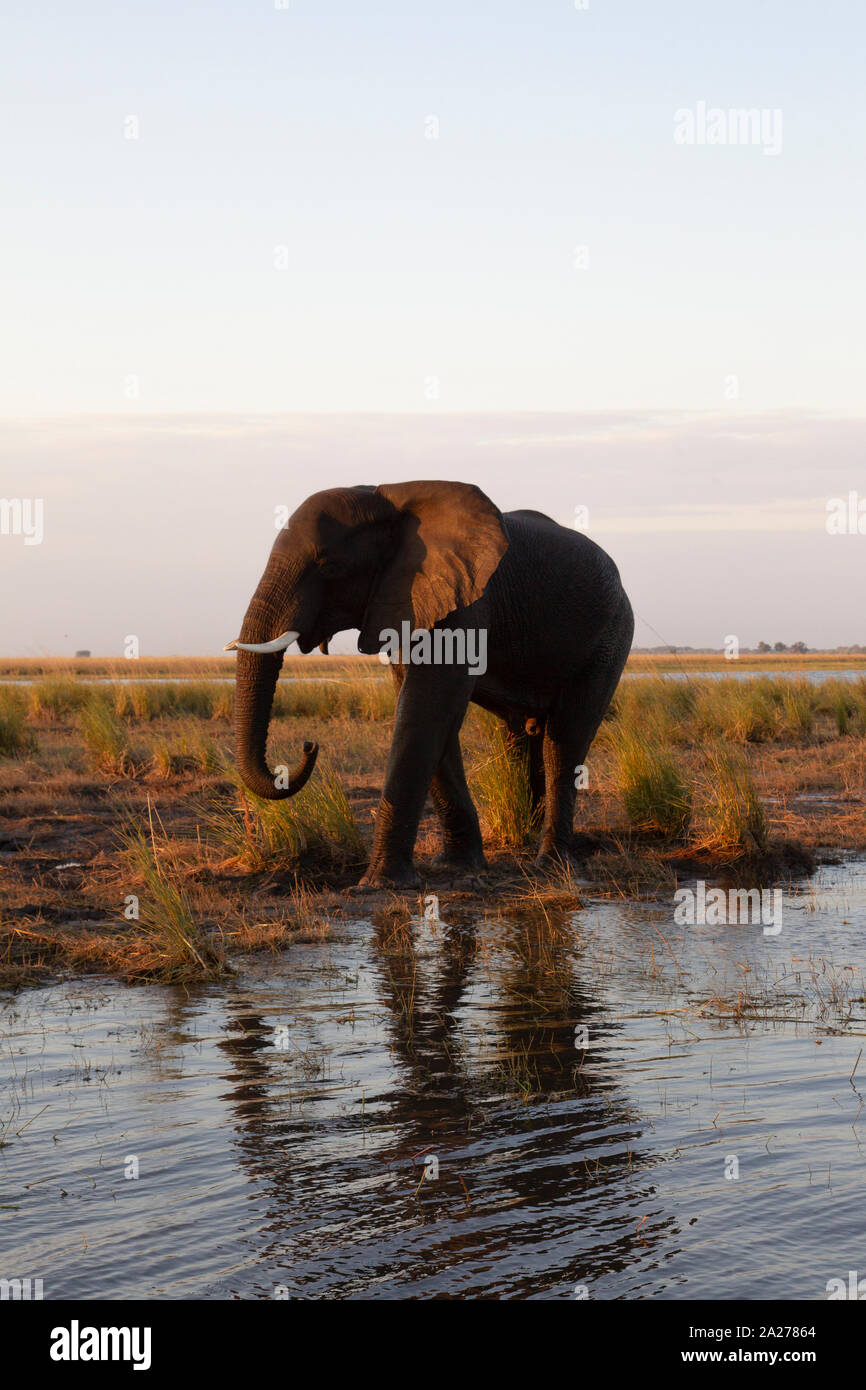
xmin=233 ymin=571 xmax=319 ymax=801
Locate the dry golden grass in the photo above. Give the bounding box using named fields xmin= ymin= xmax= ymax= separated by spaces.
xmin=0 ymin=688 xmax=34 ymax=758
xmin=0 ymin=654 xmax=380 ymax=679
xmin=625 ymin=651 xmax=866 ymax=672
xmin=118 ymin=804 xmax=226 ymax=981
xmin=695 ymin=744 xmax=769 ymax=856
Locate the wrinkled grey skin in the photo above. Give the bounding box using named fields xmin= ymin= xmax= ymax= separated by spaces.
xmin=232 ymin=481 xmax=633 ymax=887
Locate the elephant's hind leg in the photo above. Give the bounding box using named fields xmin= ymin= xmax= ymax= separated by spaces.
xmin=536 ymin=654 xmax=627 ymax=866
xmin=504 ymin=718 xmax=546 ymax=821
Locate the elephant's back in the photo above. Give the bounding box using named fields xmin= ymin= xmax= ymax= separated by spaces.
xmin=475 ymin=510 xmax=630 ymax=696
xmin=501 ymin=510 xmax=625 ymax=594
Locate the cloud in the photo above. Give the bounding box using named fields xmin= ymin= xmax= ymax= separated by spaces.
xmin=586 ymin=497 xmax=829 ymax=534
xmin=3 ymin=408 xmax=864 ymax=653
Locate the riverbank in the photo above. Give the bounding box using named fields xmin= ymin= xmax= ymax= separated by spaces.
xmin=2 ymin=671 xmax=864 ymax=987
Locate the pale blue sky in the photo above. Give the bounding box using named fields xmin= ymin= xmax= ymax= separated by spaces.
xmin=1 ymin=0 xmax=864 ymax=413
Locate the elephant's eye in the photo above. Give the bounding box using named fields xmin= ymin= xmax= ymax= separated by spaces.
xmin=319 ymin=557 xmax=342 ymax=579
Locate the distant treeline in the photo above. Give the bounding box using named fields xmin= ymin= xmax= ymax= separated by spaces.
xmin=635 ymin=645 xmax=865 ymax=655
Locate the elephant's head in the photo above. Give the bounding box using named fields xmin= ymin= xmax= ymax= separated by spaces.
xmin=225 ymin=481 xmax=508 ymax=800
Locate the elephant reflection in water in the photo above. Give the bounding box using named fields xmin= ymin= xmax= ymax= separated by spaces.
xmin=186 ymin=910 xmax=670 ymax=1297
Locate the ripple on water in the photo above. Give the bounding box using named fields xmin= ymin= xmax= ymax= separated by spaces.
xmin=2 ymin=860 xmax=866 ymax=1299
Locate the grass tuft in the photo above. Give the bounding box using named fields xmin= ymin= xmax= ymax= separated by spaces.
xmin=205 ymin=761 xmax=363 ymax=870
xmin=698 ymin=745 xmax=769 ymax=856
xmin=0 ymin=688 xmax=35 ymax=757
xmin=607 ymin=724 xmax=692 ymax=839
xmin=150 ymin=721 xmax=221 ymax=777
xmin=28 ymin=677 xmax=90 ymax=720
xmin=119 ymin=803 xmax=225 ymax=980
xmin=470 ymin=713 xmax=539 ymax=848
xmin=77 ymin=697 xmax=133 ymax=775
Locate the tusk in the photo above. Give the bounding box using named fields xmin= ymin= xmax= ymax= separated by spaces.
xmin=223 ymin=630 xmax=298 ymax=654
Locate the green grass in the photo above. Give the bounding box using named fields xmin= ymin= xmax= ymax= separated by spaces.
xmin=778 ymin=679 xmax=816 ymax=739
xmin=0 ymin=688 xmax=35 ymax=757
xmin=111 ymin=682 xmax=174 ymax=720
xmin=692 ymin=681 xmax=777 ymax=744
xmin=470 ymin=712 xmax=539 ymax=847
xmin=824 ymin=680 xmax=855 ymax=735
xmin=271 ymin=676 xmax=395 ymax=721
xmin=150 ymin=721 xmax=221 ymax=777
xmin=607 ymin=724 xmax=692 ymax=839
xmin=605 ymin=676 xmax=864 ymax=747
xmin=605 ymin=676 xmax=694 ymax=745
xmin=206 ymin=796 xmax=305 ymax=870
xmin=27 ymin=677 xmax=90 ymax=720
xmin=699 ymin=744 xmax=769 ymax=856
xmin=120 ymin=807 xmax=224 ymax=980
xmin=103 ymin=675 xmax=394 ymax=723
xmin=205 ymin=760 xmax=364 ymax=870
xmin=110 ymin=680 xmax=233 ymax=721
xmin=20 ymin=671 xmax=866 ymax=746
xmin=77 ymin=697 xmax=132 ymax=775
xmin=295 ymin=762 xmax=365 ymax=860
xmin=815 ymin=678 xmax=866 ymax=737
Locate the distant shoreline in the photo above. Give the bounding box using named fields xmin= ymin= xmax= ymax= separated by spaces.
xmin=1 ymin=651 xmax=864 ymax=679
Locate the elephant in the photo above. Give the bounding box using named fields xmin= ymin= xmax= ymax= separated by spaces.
xmin=225 ymin=480 xmax=634 ymax=887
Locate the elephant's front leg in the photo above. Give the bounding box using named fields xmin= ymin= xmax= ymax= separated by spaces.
xmin=430 ymin=725 xmax=486 ymax=871
xmin=360 ymin=665 xmax=475 ymax=888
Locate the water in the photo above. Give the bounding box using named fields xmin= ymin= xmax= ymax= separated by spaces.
xmin=2 ymin=861 xmax=866 ymax=1300
xmin=626 ymin=670 xmax=864 ymax=684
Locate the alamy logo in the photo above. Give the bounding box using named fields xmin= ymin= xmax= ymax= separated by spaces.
xmin=673 ymin=881 xmax=782 ymax=936
xmin=1 ymin=1277 xmax=43 ymax=1300
xmin=826 ymin=492 xmax=866 ymax=535
xmin=0 ymin=497 xmax=43 ymax=545
xmin=378 ymin=621 xmax=487 ymax=676
xmin=826 ymin=1271 xmax=866 ymax=1300
xmin=49 ymin=1321 xmax=152 ymax=1371
xmin=674 ymin=102 xmax=783 ymax=156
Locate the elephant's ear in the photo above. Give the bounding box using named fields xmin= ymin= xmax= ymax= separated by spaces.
xmin=358 ymin=481 xmax=508 ymax=651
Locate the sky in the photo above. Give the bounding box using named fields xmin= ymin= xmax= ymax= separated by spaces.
xmin=1 ymin=1 xmax=864 ymax=652
xmin=3 ymin=410 xmax=864 ymax=655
